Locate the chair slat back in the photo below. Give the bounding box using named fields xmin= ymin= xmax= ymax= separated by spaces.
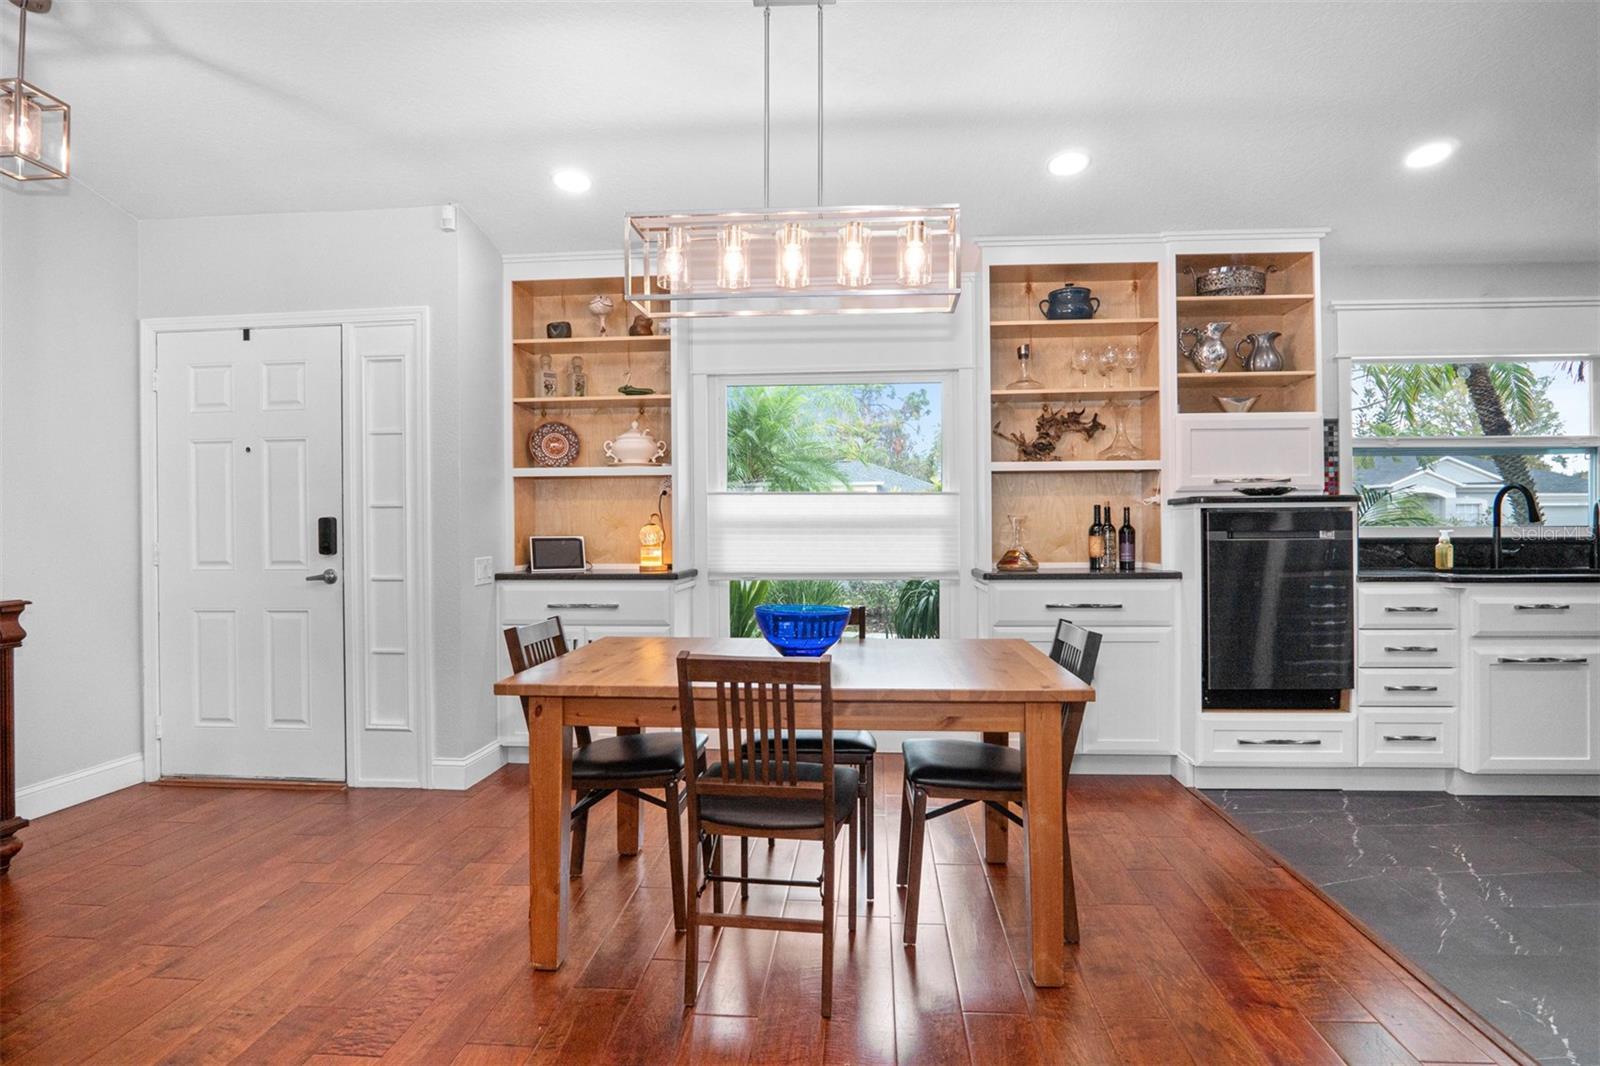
xmin=676 ymin=653 xmax=833 ymax=806
xmin=1048 ymin=619 xmax=1102 ymax=685
xmin=504 ymin=619 xmax=583 ymax=740
xmin=847 ymin=605 xmax=867 ymax=641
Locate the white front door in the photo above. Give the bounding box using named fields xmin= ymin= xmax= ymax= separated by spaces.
xmin=156 ymin=325 xmax=346 ymax=780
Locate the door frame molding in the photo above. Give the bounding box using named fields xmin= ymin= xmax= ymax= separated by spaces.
xmin=138 ymin=307 xmax=434 ymax=787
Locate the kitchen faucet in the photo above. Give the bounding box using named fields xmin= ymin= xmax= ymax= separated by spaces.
xmin=1490 ymin=484 xmax=1540 ymax=569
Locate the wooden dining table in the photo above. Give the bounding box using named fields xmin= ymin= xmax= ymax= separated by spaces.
xmin=493 ymin=636 xmax=1094 ymax=988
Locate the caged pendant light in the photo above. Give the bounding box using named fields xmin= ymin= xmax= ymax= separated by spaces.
xmin=2 ymin=0 xmax=69 ymax=183
xmin=624 ymin=0 xmax=959 ymax=318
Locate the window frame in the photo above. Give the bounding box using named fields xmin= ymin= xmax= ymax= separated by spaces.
xmin=1340 ymin=352 xmax=1600 ymax=536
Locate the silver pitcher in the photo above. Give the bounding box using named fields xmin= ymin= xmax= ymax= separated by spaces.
xmin=1179 ymin=321 xmax=1232 ymax=373
xmin=1235 ymin=330 xmax=1286 ymax=372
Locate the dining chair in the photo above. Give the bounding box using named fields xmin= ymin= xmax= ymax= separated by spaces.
xmin=895 ymin=619 xmax=1099 ymax=945
xmin=676 ymin=651 xmax=860 ymax=1018
xmin=764 ymin=604 xmax=877 ymax=898
xmin=503 ymin=620 xmax=705 ymax=932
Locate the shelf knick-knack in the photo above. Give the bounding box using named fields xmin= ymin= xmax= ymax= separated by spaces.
xmin=568 ymin=356 xmax=587 ymax=397
xmin=538 ymin=352 xmax=558 ymax=397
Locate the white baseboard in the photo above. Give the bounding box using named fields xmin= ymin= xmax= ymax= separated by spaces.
xmin=1447 ymin=771 xmax=1600 ymax=797
xmin=16 ymin=752 xmax=145 ymax=819
xmin=431 ymin=739 xmax=506 ymax=790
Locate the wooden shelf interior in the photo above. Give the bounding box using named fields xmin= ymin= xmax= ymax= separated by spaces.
xmin=1174 ymin=251 xmax=1317 ymax=414
xmin=990 ymin=261 xmax=1161 ymax=321
xmin=992 ymin=394 xmax=1159 ymax=464
xmin=511 ymin=275 xmax=675 ymax=567
xmin=990 ymin=469 xmax=1162 ymax=568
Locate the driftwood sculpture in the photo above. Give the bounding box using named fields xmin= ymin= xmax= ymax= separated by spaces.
xmin=994 ymin=403 xmax=1105 ymax=462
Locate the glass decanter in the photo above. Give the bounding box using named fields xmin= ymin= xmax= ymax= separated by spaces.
xmin=995 ymin=514 xmax=1040 ymax=572
xmin=1098 ymin=401 xmax=1142 ymax=460
xmin=1004 ymin=344 xmax=1042 ymax=390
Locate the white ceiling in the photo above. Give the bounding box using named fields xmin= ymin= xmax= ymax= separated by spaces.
xmin=11 ymin=1 xmax=1598 ymax=263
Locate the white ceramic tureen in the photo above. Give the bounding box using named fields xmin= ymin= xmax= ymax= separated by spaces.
xmin=603 ymin=420 xmax=667 ymax=466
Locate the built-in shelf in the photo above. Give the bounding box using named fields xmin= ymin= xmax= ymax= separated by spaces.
xmin=1176 ymin=370 xmax=1317 ymax=388
xmin=989 ymin=317 xmax=1159 ymax=337
xmin=991 ymin=387 xmax=1157 ymax=403
xmin=513 ymin=335 xmax=671 ymax=355
xmin=513 ymin=465 xmax=674 ymax=479
xmin=991 ymin=460 xmax=1161 ymax=473
xmin=513 ymin=393 xmax=671 ymax=409
xmin=1175 ymin=294 xmax=1314 ymax=315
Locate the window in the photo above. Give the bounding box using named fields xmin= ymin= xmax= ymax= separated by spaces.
xmin=730 ymin=579 xmax=940 ymax=639
xmin=709 ymin=377 xmax=959 ymax=577
xmin=1349 ymin=356 xmax=1598 ymax=529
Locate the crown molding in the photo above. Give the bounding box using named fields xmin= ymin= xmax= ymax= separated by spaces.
xmin=1331 ymin=296 xmax=1600 ymax=312
xmin=502 ymin=248 xmax=622 ymax=266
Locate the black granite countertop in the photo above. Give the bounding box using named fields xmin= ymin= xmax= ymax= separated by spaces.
xmin=496 ymin=567 xmax=698 ymax=581
xmin=1168 ymin=494 xmax=1359 ymax=506
xmin=973 ymin=565 xmax=1182 ymax=581
xmin=1360 ymin=567 xmax=1598 ymax=584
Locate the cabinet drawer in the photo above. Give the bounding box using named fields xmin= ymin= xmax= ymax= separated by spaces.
xmin=1200 ymin=716 xmax=1355 ymax=766
xmin=1358 ymin=667 xmax=1458 ymax=706
xmin=988 ymin=582 xmax=1176 ymax=627
xmin=1359 ymin=711 xmax=1457 ymax=767
xmin=1357 ymin=630 xmax=1457 ymax=668
xmin=1466 ymin=590 xmax=1600 ymax=638
xmin=499 ymin=582 xmax=673 ymax=626
xmin=1358 ymin=585 xmax=1458 ymax=629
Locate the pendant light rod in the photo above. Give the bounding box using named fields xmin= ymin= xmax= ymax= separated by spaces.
xmin=816 ymin=1 xmax=824 ymax=206
xmin=758 ymin=0 xmax=830 ymax=209
xmin=14 ymin=0 xmax=26 ymax=87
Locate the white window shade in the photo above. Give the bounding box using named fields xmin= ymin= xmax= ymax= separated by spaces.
xmin=707 ymin=492 xmax=960 ymax=577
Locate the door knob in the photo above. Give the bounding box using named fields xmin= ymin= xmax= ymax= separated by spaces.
xmin=306 ymin=568 xmax=339 ymax=585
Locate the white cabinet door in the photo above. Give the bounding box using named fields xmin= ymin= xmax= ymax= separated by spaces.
xmin=1464 ymin=644 xmax=1600 ymax=772
xmin=1174 ymin=414 xmax=1323 ymax=492
xmin=994 ymin=624 xmax=1174 ymax=755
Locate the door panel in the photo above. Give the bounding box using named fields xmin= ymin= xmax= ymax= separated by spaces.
xmin=157 ymin=325 xmax=345 ymax=780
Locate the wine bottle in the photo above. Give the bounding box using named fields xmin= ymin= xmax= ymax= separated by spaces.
xmin=1118 ymin=506 xmax=1136 ymax=572
xmin=1087 ymin=504 xmax=1104 ymax=572
xmin=1102 ymin=501 xmax=1115 ymax=567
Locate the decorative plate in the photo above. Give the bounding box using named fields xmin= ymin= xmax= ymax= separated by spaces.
xmin=1235 ymin=485 xmax=1295 ymax=496
xmin=529 ymin=421 xmax=580 ymax=467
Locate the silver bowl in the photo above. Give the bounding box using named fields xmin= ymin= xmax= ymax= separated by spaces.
xmin=1215 ymin=395 xmax=1259 ymax=413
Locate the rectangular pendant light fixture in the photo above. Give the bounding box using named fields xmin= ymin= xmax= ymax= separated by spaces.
xmin=625 ymin=205 xmax=960 ymax=318
xmin=2 ymin=0 xmax=69 ymax=183
xmin=622 ymin=1 xmax=960 ymax=319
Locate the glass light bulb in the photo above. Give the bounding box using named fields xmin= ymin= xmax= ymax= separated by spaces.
xmin=1 ymin=90 xmax=41 ymax=157
xmin=775 ymin=222 xmax=810 ymax=289
xmin=655 ymin=228 xmax=688 ymax=290
xmin=837 ymin=221 xmax=871 ymax=287
xmin=898 ymin=220 xmax=931 ymax=287
xmin=717 ymin=225 xmax=750 ymax=290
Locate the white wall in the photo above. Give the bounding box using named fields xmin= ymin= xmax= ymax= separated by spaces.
xmin=1 ymin=180 xmax=145 ymax=813
xmin=138 ymin=206 xmax=506 ymax=774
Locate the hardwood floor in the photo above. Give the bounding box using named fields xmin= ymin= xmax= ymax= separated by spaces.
xmin=0 ymin=762 xmax=1526 ymax=1065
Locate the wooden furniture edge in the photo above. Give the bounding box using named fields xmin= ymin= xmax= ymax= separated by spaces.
xmin=0 ymin=599 xmax=30 ymax=874
xmin=153 ymin=776 xmax=348 ymax=792
xmin=1189 ymin=785 xmax=1537 ymax=1066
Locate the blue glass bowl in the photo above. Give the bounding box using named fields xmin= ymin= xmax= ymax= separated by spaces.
xmin=754 ymin=604 xmax=852 ymax=657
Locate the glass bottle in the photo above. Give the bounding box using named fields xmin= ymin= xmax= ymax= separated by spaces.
xmin=568 ymin=355 xmax=587 ymax=397
xmin=1087 ymin=504 xmax=1104 ymax=572
xmin=1101 ymin=501 xmax=1115 ymax=564
xmin=996 ymin=514 xmax=1039 ymax=572
xmin=1118 ymin=507 xmax=1136 ymax=572
xmin=1434 ymin=529 xmax=1455 ymax=571
xmin=1005 ymin=344 xmax=1042 ymax=390
xmin=538 ymin=352 xmax=558 ymax=397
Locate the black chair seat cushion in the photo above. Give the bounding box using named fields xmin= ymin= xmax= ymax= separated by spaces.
xmin=743 ymin=730 xmax=877 ymax=759
xmin=901 ymin=738 xmax=1023 ymax=792
xmin=695 ymin=762 xmax=859 ymax=831
xmin=571 ymin=732 xmax=706 ymax=781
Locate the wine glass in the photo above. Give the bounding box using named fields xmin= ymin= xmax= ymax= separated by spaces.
xmin=1072 ymin=348 xmax=1092 ymax=387
xmin=1120 ymin=345 xmax=1142 ymax=387
xmin=1098 ymin=345 xmax=1120 ymax=384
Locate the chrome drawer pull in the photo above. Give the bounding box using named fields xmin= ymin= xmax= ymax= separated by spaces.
xmin=1383 ymin=645 xmax=1438 ymax=653
xmin=1045 ymin=603 xmax=1123 ymax=610
xmin=1211 ymin=476 xmax=1293 ymax=484
xmin=1236 ymin=738 xmax=1323 ymax=746
xmin=1383 ymin=734 xmax=1438 ymax=743
xmin=1383 ymin=684 xmax=1438 ymax=692
xmin=1384 ymin=605 xmax=1438 ymax=613
xmin=1514 ymin=603 xmax=1570 ymax=611
xmin=1495 ymin=656 xmax=1589 ymax=665
xmin=545 ymin=602 xmax=620 ymax=610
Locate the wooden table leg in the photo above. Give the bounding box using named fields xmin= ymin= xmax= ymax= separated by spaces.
xmin=527 ymin=696 xmax=572 ymax=970
xmin=1023 ymin=702 xmax=1066 ymax=987
xmin=1062 ymin=702 xmax=1086 ymax=945
xmin=615 ymin=726 xmax=644 ymax=856
xmin=980 ymin=731 xmax=1010 ymax=865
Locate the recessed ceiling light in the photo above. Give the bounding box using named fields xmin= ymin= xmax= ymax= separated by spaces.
xmin=552 ymin=169 xmax=592 ymax=194
xmin=1404 ymin=140 xmax=1457 ymax=169
xmin=1047 ymin=150 xmax=1091 ymax=177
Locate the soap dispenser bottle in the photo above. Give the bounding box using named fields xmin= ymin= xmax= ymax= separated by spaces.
xmin=1434 ymin=529 xmax=1455 ymax=571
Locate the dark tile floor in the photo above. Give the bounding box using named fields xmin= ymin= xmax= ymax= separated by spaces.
xmin=1206 ymin=789 xmax=1600 ymax=1066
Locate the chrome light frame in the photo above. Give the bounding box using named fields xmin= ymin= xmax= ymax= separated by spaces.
xmin=2 ymin=0 xmax=69 ymax=183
